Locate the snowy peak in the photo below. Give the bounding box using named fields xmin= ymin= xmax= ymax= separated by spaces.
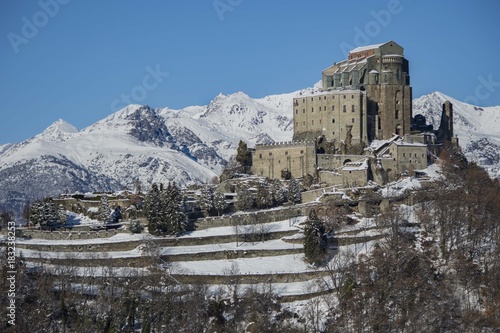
xmin=85 ymin=105 xmax=174 ymax=147
xmin=35 ymin=119 xmax=78 ymax=143
xmin=124 ymin=105 xmax=174 ymax=147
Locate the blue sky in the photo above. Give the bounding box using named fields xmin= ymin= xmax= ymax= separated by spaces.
xmin=1 ymin=0 xmax=499 ymax=144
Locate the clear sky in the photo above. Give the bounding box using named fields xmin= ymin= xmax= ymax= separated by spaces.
xmin=1 ymin=0 xmax=499 ymax=144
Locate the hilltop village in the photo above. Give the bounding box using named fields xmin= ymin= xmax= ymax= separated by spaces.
xmin=6 ymin=41 xmax=500 ymax=333
xmin=252 ymin=40 xmax=457 ymax=187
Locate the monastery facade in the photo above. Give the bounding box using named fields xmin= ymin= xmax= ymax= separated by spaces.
xmin=251 ymin=41 xmax=455 ymax=186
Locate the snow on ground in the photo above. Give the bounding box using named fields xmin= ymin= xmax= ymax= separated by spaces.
xmin=171 ymin=240 xmax=378 ymax=276
xmin=380 ymin=176 xmax=422 ymax=197
xmin=65 ymin=211 xmax=101 ymax=227
xmin=419 ymin=162 xmax=443 ymax=179
xmin=24 ymin=262 xmax=150 ymax=278
xmin=162 ymin=238 xmax=303 ymax=255
xmin=18 ymin=238 xmax=303 ymax=260
xmin=171 ymin=254 xmax=310 ymax=275
xmin=181 ymin=216 xmax=306 ymax=238
xmin=16 ymin=231 xmax=148 ymax=246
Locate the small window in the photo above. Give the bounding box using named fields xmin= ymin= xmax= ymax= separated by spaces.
xmin=332 ymin=118 xmax=335 ymax=123
xmin=311 ymin=97 xmax=313 ymax=101
xmin=324 ymin=106 xmax=326 ymax=111
xmin=259 ymin=154 xmax=262 ymax=158
xmin=332 ymin=95 xmax=335 ymax=99
xmin=300 ymin=150 xmax=304 ymax=154
xmin=295 ymin=122 xmax=298 ymax=127
xmin=269 ymin=152 xmax=272 ymax=156
xmin=324 ymin=96 xmax=326 ymax=100
xmin=351 ymin=105 xmax=355 ymax=112
xmin=319 ymin=119 xmax=322 ymax=124
xmin=303 ymin=121 xmax=305 ymax=125
xmin=343 ymin=95 xmax=346 ymax=99
xmin=332 ymin=105 xmax=335 ymax=111
xmin=312 ymin=120 xmax=314 ymax=125
xmin=303 ymin=109 xmax=305 ymax=113
xmin=285 ymin=151 xmax=288 ymax=155
xmin=351 ymin=95 xmax=354 ymax=99
xmin=343 ymin=105 xmax=346 ymax=112
xmin=352 ymin=118 xmax=355 ymax=123
xmin=312 ymin=107 xmax=314 ymax=112
xmin=295 ymin=109 xmax=298 ymax=114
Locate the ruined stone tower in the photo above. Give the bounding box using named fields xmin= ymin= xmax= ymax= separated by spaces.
xmin=438 ymin=100 xmax=454 ymax=142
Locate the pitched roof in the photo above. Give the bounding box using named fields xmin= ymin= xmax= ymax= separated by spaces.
xmin=349 ymin=43 xmax=385 ymax=53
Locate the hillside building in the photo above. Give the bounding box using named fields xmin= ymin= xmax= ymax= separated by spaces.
xmin=251 ymin=41 xmax=456 ymax=186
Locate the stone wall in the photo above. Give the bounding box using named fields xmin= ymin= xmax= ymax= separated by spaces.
xmin=317 ymin=154 xmax=367 ymax=170
xmin=195 ymin=203 xmax=321 ymax=230
xmin=301 ymin=186 xmax=344 ymax=203
xmin=251 ymin=141 xmax=316 ymax=180
xmin=293 ymin=90 xmax=368 ymax=144
xmin=21 ymin=228 xmax=127 ymax=241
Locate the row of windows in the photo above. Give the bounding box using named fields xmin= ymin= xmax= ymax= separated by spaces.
xmin=298 ymin=94 xmax=356 ymax=103
xmin=402 ymin=152 xmax=425 ymax=158
xmin=296 ymin=118 xmax=356 ymax=127
xmin=295 ymin=105 xmax=357 ymax=114
xmin=259 ymin=150 xmax=304 ymax=158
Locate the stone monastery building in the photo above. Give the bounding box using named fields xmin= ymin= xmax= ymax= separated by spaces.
xmin=251 ymin=41 xmax=456 ymax=186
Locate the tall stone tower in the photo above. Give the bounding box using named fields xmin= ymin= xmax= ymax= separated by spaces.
xmin=437 ymin=101 xmax=454 ymax=142
xmin=320 ymin=41 xmax=412 ymax=143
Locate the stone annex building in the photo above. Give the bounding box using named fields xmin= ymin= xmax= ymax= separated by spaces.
xmin=251 ymin=41 xmax=456 ymax=186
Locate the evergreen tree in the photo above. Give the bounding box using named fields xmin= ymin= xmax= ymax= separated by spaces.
xmin=236 ymin=185 xmax=254 ymax=211
xmin=271 ymin=179 xmax=286 ymax=206
xmin=29 ymin=198 xmax=66 ymax=229
xmin=255 ymin=183 xmax=273 ymax=209
xmin=236 ymin=140 xmax=251 ymax=173
xmin=29 ymin=200 xmax=44 ymax=227
xmin=287 ymin=178 xmax=302 ymax=204
xmin=163 ymin=182 xmax=186 ymax=235
xmin=303 ymin=209 xmax=327 ymax=265
xmin=144 ymin=183 xmax=163 ymax=235
xmin=213 ymin=191 xmax=227 ymax=216
xmin=199 ymin=186 xmax=214 ymax=216
xmin=98 ymin=196 xmax=112 ymax=223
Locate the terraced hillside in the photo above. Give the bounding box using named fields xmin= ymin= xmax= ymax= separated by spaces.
xmin=15 ymin=203 xmax=389 ymax=302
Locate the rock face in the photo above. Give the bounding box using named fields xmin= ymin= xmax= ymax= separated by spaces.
xmin=1 ymin=88 xmax=499 ymax=220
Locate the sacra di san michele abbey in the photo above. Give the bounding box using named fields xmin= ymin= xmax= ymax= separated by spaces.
xmin=251 ymin=41 xmax=457 ymax=186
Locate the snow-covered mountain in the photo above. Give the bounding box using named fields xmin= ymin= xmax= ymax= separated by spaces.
xmin=413 ymin=91 xmax=500 ymax=179
xmin=0 ymin=86 xmax=321 ymax=219
xmin=1 ymin=86 xmax=498 ymax=220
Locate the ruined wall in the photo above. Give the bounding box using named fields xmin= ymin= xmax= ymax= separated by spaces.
xmin=317 ymin=154 xmax=367 ymax=170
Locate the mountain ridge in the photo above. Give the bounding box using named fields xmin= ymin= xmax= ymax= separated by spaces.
xmin=1 ymin=88 xmax=499 ymax=220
